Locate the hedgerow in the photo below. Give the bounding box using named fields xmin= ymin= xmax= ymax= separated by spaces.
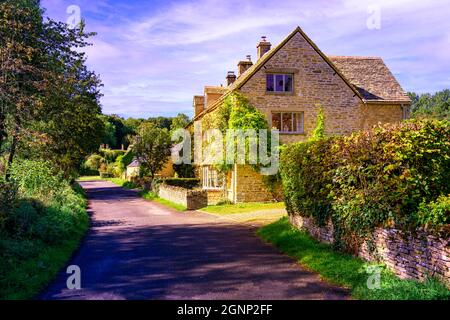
xmin=280 ymin=119 xmax=450 ymax=250
xmin=0 ymin=160 xmax=89 ymax=299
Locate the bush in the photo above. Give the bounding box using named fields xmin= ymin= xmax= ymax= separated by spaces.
xmin=84 ymin=154 xmax=104 ymax=172
xmin=281 ymin=120 xmax=450 ymax=249
xmin=4 ymin=160 xmax=88 ymax=244
xmin=99 ymin=148 xmax=125 ymax=163
xmin=0 ymin=160 xmax=89 ymax=299
xmin=163 ymin=178 xmax=200 ymax=189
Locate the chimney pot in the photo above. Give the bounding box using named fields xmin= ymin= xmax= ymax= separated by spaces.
xmin=238 ymin=56 xmax=254 ymax=77
xmin=257 ymin=36 xmax=272 ymax=60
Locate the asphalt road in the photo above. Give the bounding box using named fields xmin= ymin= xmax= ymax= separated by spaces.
xmin=40 ymin=180 xmax=349 ymax=300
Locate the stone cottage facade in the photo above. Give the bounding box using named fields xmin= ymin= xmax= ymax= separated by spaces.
xmin=190 ymin=27 xmax=411 ymax=204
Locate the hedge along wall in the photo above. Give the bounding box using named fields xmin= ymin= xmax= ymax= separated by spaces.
xmin=281 ymin=120 xmax=450 ymax=284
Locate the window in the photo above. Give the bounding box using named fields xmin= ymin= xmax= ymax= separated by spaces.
xmin=266 ymin=74 xmax=293 ymax=93
xmin=272 ymin=112 xmax=304 ymax=134
xmin=202 ymin=166 xmax=223 ymax=190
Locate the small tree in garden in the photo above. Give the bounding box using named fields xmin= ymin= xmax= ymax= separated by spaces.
xmin=132 ymin=122 xmax=172 ymax=182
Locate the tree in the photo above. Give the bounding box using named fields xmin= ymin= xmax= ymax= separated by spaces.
xmin=409 ymin=90 xmax=450 ymax=120
xmin=132 ymin=122 xmax=171 ymax=181
xmin=0 ymin=0 xmax=45 ymax=174
xmin=170 ymin=113 xmax=191 ymax=131
xmin=100 ymin=115 xmax=117 ymax=147
xmin=0 ymin=0 xmax=104 ymax=178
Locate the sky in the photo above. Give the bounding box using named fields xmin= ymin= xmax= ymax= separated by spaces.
xmin=41 ymin=0 xmax=450 ymax=119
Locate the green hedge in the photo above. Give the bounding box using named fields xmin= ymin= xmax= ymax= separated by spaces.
xmin=163 ymin=178 xmax=200 ymax=189
xmin=281 ymin=120 xmax=450 ymax=249
xmin=0 ymin=160 xmax=89 ymax=299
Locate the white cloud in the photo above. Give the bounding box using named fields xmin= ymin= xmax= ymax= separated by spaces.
xmin=41 ymin=0 xmax=450 ymax=117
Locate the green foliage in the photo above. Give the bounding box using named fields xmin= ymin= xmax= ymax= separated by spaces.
xmin=114 ymin=149 xmax=134 ymax=175
xmin=409 ymin=90 xmax=450 ymax=120
xmin=99 ymin=149 xmax=125 ymax=163
xmin=0 ymin=0 xmax=104 ymax=177
xmin=170 ymin=113 xmax=191 ymax=132
xmin=132 ymin=122 xmax=172 ymax=180
xmin=202 ymin=93 xmax=270 ymax=173
xmin=84 ymin=154 xmax=104 ymax=172
xmin=281 ymin=120 xmax=450 ymax=250
xmin=100 ymin=115 xmax=117 ymax=147
xmin=0 ymin=160 xmax=89 ymax=299
xmin=228 ymin=93 xmax=269 ymax=131
xmin=258 ymin=218 xmax=450 ymax=300
xmin=173 ymin=163 xmax=195 ymax=178
xmin=415 ymin=195 xmax=450 ymax=230
xmin=310 ymin=106 xmax=325 ymax=141
xmin=163 ymin=178 xmax=200 ymax=189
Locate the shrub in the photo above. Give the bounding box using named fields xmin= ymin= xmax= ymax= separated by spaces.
xmin=99 ymin=149 xmax=125 ymax=163
xmin=163 ymin=178 xmax=200 ymax=189
xmin=5 ymin=160 xmax=88 ymax=244
xmin=281 ymin=119 xmax=450 ymax=250
xmin=84 ymin=154 xmax=104 ymax=172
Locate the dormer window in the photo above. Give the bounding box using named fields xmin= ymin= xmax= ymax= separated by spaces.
xmin=266 ymin=74 xmax=293 ymax=93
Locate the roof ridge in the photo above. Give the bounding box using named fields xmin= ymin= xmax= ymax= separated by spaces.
xmin=328 ymin=55 xmax=382 ymax=60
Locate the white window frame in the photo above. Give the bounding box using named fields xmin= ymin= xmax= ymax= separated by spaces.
xmin=202 ymin=166 xmax=223 ymax=190
xmin=266 ymin=74 xmax=293 ymax=93
xmin=272 ymin=112 xmax=304 ymax=134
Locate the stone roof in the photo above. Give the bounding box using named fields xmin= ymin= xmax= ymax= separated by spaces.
xmin=191 ymin=27 xmax=410 ymax=122
xmin=328 ymin=56 xmax=411 ymax=103
xmin=127 ymin=159 xmax=140 ymax=168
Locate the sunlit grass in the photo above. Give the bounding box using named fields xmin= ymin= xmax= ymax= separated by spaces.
xmin=139 ymin=190 xmax=187 ymax=212
xmin=258 ymin=217 xmax=450 ymax=300
xmin=202 ymin=202 xmax=285 ymax=215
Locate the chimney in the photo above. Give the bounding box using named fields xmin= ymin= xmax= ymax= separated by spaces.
xmin=257 ymin=36 xmax=271 ymax=60
xmin=193 ymin=95 xmax=205 ymax=117
xmin=238 ymin=55 xmax=253 ymax=77
xmin=226 ymin=71 xmax=237 ymax=86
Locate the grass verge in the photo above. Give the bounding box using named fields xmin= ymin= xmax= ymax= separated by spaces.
xmin=258 ymin=217 xmax=450 ymax=300
xmin=202 ymin=202 xmax=285 ymax=215
xmin=139 ymin=190 xmax=187 ymax=212
xmin=0 ymin=183 xmax=89 ymax=300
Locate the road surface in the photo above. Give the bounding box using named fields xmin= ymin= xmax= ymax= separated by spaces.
xmin=40 ymin=180 xmax=349 ymax=300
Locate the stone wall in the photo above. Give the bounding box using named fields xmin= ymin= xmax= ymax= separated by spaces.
xmin=290 ymin=215 xmax=450 ymax=285
xmin=158 ymin=184 xmax=207 ymax=210
xmin=360 ymin=103 xmax=404 ymax=130
xmin=235 ymin=165 xmax=279 ymax=203
xmin=239 ymin=32 xmax=364 ymax=141
xmin=207 ymin=190 xmax=224 ymax=205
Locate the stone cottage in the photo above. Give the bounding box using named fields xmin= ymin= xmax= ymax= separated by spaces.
xmin=190 ymin=26 xmax=411 ymax=204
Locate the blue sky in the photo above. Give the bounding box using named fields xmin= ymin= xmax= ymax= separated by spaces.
xmin=41 ymin=0 xmax=450 ymax=118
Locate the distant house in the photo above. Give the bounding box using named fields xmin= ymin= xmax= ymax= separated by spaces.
xmin=189 ymin=26 xmax=411 ymax=204
xmin=125 ymin=158 xmax=175 ymax=180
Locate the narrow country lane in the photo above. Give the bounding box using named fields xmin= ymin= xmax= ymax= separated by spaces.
xmin=40 ymin=180 xmax=349 ymax=300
